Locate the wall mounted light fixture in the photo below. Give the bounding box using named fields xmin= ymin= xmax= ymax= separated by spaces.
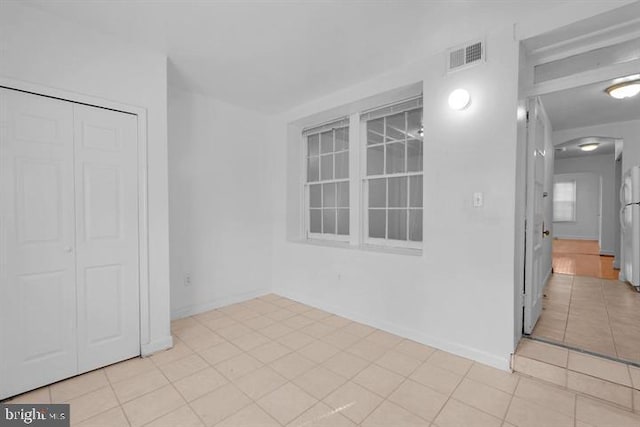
xmin=448 ymin=88 xmax=471 ymax=110
xmin=605 ymin=80 xmax=640 ymax=99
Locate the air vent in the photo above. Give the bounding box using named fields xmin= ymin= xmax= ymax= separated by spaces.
xmin=447 ymin=40 xmax=485 ymax=72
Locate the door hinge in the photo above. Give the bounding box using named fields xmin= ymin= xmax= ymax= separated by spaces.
xmin=526 ymin=111 xmax=529 ymax=122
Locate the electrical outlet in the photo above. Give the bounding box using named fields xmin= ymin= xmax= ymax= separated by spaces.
xmin=184 ymin=274 xmax=192 ymax=287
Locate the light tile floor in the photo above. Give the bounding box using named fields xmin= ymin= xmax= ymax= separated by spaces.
xmin=5 ymin=294 xmax=640 ymax=426
xmin=532 ymin=274 xmax=640 ymax=362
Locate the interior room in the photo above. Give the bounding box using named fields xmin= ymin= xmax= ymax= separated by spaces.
xmin=529 ymin=80 xmax=640 ymax=362
xmin=1 ymin=1 xmax=640 ymax=426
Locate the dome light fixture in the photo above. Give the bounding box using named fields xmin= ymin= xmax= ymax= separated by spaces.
xmin=579 ymin=142 xmax=599 ymax=152
xmin=448 ymin=88 xmax=471 ymax=110
xmin=605 ymin=80 xmax=640 ymax=99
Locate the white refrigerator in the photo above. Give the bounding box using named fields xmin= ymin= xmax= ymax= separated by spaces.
xmin=620 ymin=165 xmax=640 ymax=289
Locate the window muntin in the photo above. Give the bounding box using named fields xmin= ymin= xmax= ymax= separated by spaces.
xmin=306 ymin=125 xmax=349 ymax=239
xmin=364 ymin=107 xmax=423 ymax=247
xmin=553 ymin=180 xmax=576 ymax=222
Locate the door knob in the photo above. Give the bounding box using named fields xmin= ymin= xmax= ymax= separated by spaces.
xmin=542 ymin=230 xmax=550 ymax=237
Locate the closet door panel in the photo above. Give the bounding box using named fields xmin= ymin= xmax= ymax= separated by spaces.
xmin=0 ymin=89 xmax=77 ymax=399
xmin=74 ymin=104 xmax=140 ymax=373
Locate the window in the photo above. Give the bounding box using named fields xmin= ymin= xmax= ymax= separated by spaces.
xmin=305 ymin=120 xmax=349 ymax=239
xmin=363 ymin=99 xmax=423 ymax=248
xmin=301 ymin=94 xmax=423 ymax=251
xmin=553 ymin=181 xmax=576 ymax=222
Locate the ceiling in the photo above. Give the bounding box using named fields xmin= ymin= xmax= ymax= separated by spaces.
xmin=553 ymin=136 xmax=617 ymax=159
xmin=540 ymin=76 xmax=640 ymax=131
xmin=21 ymin=0 xmax=569 ymax=114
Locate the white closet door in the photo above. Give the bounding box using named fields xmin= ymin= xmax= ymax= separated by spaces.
xmin=0 ymin=89 xmax=77 ymax=399
xmin=73 ymin=104 xmax=140 ymax=373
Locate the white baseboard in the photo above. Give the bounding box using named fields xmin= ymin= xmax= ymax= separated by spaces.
xmin=141 ymin=335 xmax=173 ymax=357
xmin=273 ymin=288 xmax=511 ymax=371
xmin=171 ymin=288 xmax=271 ymax=320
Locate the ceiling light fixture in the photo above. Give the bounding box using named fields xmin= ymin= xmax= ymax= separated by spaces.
xmin=605 ymin=80 xmax=640 ymax=99
xmin=448 ymin=88 xmax=471 ymax=110
xmin=579 ymin=142 xmax=599 ymax=152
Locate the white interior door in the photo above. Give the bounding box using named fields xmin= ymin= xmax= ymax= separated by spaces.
xmin=74 ymin=104 xmax=140 ymax=373
xmin=0 ymin=89 xmax=78 ymax=398
xmin=524 ymin=97 xmax=547 ymax=334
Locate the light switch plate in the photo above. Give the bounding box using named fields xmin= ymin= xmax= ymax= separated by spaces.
xmin=473 ymin=192 xmax=483 ymax=207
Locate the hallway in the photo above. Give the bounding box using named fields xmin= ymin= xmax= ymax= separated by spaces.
xmin=532 ymin=274 xmax=640 ymax=362
xmin=531 ymin=239 xmax=639 ymax=362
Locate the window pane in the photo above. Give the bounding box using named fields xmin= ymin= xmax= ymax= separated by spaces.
xmin=409 ymin=176 xmax=422 ymax=207
xmin=369 ymin=210 xmax=386 ymax=238
xmin=367 ymin=145 xmax=384 ymax=176
xmin=367 ymin=118 xmax=384 ymax=145
xmin=337 ymin=209 xmax=349 ymax=235
xmin=386 ymin=142 xmax=406 ymax=174
xmin=409 ymin=210 xmax=422 ymax=241
xmin=335 ymin=127 xmax=348 ymax=151
xmin=407 ymin=139 xmax=423 ymax=172
xmin=388 ymin=209 xmax=407 ymax=240
xmin=310 ymin=184 xmax=321 ymax=208
xmin=553 ymin=181 xmax=576 ymax=221
xmin=308 ymin=134 xmax=319 ymax=156
xmin=321 ymin=154 xmax=333 ymax=180
xmin=337 ymin=182 xmax=349 ymax=208
xmin=323 ymin=209 xmax=336 ymax=234
xmin=386 ymin=113 xmax=405 ymax=141
xmin=307 ymin=157 xmax=319 ymax=182
xmin=310 ymin=209 xmax=322 ymax=233
xmin=335 ymin=152 xmax=349 ymax=179
xmin=323 ymin=183 xmax=336 ymax=207
xmin=320 ymin=131 xmax=333 ymax=154
xmin=407 ymin=109 xmax=422 ymax=139
xmin=369 ymin=178 xmax=386 ymax=208
xmin=388 ymin=177 xmax=407 ymax=207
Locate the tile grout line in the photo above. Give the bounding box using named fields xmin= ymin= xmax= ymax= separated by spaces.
xmin=503 ymin=375 xmax=521 ymax=425
xmin=599 ymin=277 xmax=622 ymax=361
xmin=562 ymin=275 xmax=574 ymax=343
xmin=573 ymin=389 xmax=577 ymax=427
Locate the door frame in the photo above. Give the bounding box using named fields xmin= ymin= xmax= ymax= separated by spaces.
xmin=515 ymin=15 xmax=640 ymax=346
xmin=0 ymin=76 xmax=151 ymax=354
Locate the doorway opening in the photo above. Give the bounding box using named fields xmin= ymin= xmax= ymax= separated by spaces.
xmin=517 ymin=6 xmax=640 ymax=365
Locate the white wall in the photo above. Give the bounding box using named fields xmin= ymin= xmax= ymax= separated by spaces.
xmin=0 ymin=2 xmax=172 ymax=353
xmin=268 ymin=1 xmax=634 ymax=371
xmin=168 ymin=87 xmax=273 ymax=318
xmin=553 ymin=172 xmax=602 ymax=241
xmin=554 ymin=154 xmax=618 ymax=255
xmin=270 ymin=25 xmax=520 ymax=370
xmin=554 ymin=121 xmax=640 ymax=255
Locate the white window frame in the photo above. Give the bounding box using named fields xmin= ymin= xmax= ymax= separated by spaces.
xmin=360 ymin=99 xmax=423 ymax=250
xmin=299 ymin=94 xmax=424 ymax=253
xmin=303 ymin=119 xmax=350 ymax=242
xmin=553 ymin=180 xmax=577 ymax=223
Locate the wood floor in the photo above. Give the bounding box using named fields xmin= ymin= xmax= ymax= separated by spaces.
xmin=552 ymin=238 xmax=618 ymax=279
xmin=532 ymin=239 xmax=640 ymax=363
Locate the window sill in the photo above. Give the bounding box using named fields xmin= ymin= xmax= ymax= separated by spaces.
xmin=289 ymin=238 xmax=423 ymax=257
